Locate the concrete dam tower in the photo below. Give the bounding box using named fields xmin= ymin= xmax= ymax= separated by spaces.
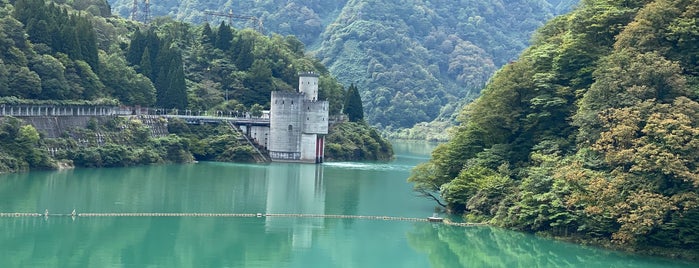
xmin=268 ymin=72 xmax=329 ymax=163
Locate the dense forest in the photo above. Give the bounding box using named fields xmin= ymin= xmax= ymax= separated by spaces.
xmin=0 ymin=0 xmax=346 ymax=112
xmin=410 ymin=0 xmax=699 ymax=259
xmin=106 ymin=0 xmax=578 ymax=131
xmin=0 ymin=0 xmax=392 ymax=172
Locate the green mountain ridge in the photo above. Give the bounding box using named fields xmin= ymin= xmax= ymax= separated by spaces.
xmin=107 ymin=0 xmax=578 ymax=129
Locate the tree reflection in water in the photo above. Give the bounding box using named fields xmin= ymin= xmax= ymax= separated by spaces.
xmin=407 ymin=223 xmax=695 ymax=268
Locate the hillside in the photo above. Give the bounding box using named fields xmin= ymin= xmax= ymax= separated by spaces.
xmin=1 ymin=0 xmax=392 ymax=172
xmin=1 ymin=0 xmax=346 ymax=112
xmin=107 ymin=0 xmax=578 ymax=129
xmin=410 ymin=0 xmax=699 ymax=259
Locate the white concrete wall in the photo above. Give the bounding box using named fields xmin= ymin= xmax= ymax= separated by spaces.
xmin=269 ymin=92 xmax=304 ymax=160
xmin=298 ymin=73 xmax=319 ymax=101
xmin=300 ymin=134 xmax=318 ymax=162
xmin=241 ymin=125 xmax=270 ymax=148
xmin=302 ymin=101 xmax=329 ymax=135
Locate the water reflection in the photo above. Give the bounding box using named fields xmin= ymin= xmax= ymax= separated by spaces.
xmin=2 ymin=216 xmax=694 ymax=267
xmin=0 ymin=163 xmax=273 ymax=213
xmin=391 ymin=140 xmax=439 ymax=159
xmin=0 ymin=162 xmax=332 ymax=265
xmin=265 ymin=163 xmax=325 ymax=249
xmin=407 ymin=224 xmax=696 ymax=268
xmin=0 ymin=216 xmax=293 ymax=267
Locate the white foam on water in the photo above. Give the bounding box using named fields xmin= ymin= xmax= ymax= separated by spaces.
xmin=323 ymin=162 xmax=411 ymax=172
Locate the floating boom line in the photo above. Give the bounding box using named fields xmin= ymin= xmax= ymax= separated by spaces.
xmin=0 ymin=212 xmax=485 ymax=226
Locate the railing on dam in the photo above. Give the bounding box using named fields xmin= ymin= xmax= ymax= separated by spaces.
xmin=0 ymin=105 xmax=126 ymax=117
xmin=0 ymin=105 xmax=343 ymax=127
xmin=0 ymin=105 xmax=271 ymax=125
xmin=162 ymin=114 xmax=270 ymax=126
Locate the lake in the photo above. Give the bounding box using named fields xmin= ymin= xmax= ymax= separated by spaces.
xmin=0 ymin=141 xmax=694 ymax=267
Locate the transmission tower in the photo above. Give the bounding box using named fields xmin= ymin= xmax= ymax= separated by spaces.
xmin=204 ymin=9 xmax=264 ymax=34
xmin=143 ymin=0 xmax=151 ymax=24
xmin=130 ymin=0 xmax=152 ymax=24
xmin=130 ymin=0 xmax=138 ymax=21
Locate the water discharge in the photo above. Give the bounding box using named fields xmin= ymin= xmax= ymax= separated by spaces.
xmin=0 ymin=141 xmax=694 ymax=267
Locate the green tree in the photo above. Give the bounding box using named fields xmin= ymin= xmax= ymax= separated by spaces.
xmin=6 ymin=66 xmax=41 ymax=98
xmin=99 ymin=52 xmax=155 ymax=106
xmin=0 ymin=60 xmax=8 ymax=94
xmin=139 ymin=46 xmax=153 ymax=79
xmin=155 ymin=45 xmax=187 ymax=109
xmin=0 ymin=118 xmax=54 ymax=170
xmin=615 ymin=0 xmax=699 ymax=75
xmin=188 ymin=79 xmax=223 ymax=111
xmin=239 ymin=59 xmax=272 ymax=106
xmin=318 ymin=75 xmax=344 ymax=115
xmin=344 ymin=83 xmax=363 ymax=122
xmin=201 ymin=22 xmax=215 ymax=45
xmin=324 ymin=121 xmax=393 ymax=161
xmin=126 ymin=29 xmax=146 ymax=66
xmin=249 ymin=103 xmax=263 ymax=117
xmin=574 ymin=51 xmax=689 ymax=145
xmin=59 ymin=55 xmax=104 ymax=100
xmin=30 ymin=54 xmax=70 ymax=100
xmin=215 ymin=21 xmax=232 ymax=51
xmin=25 ymin=19 xmax=52 ymax=46
xmin=232 ymin=35 xmax=254 ymax=70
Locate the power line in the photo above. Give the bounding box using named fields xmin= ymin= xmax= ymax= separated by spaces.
xmin=204 ymin=9 xmax=264 ymax=34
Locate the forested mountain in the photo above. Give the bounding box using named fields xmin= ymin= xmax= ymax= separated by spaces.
xmin=0 ymin=0 xmax=345 ymax=112
xmin=410 ymin=0 xmax=699 ymax=258
xmin=0 ymin=0 xmax=356 ymax=172
xmin=107 ymin=0 xmax=578 ymax=129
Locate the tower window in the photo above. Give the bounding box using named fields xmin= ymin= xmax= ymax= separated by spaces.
xmin=288 ymin=125 xmax=293 ymax=131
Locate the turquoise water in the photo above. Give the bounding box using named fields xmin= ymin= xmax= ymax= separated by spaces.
xmin=0 ymin=142 xmax=694 ymax=267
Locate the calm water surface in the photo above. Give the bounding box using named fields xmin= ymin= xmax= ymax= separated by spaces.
xmin=0 ymin=141 xmax=694 ymax=267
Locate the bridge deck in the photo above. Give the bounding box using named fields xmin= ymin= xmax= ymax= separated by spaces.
xmin=161 ymin=115 xmax=270 ymax=126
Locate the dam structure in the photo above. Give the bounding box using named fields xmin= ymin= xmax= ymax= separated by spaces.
xmin=268 ymin=72 xmax=329 ymax=163
xmin=0 ymin=73 xmax=330 ymax=164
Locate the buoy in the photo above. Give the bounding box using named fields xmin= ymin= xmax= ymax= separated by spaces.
xmin=427 ymin=216 xmax=444 ymax=222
